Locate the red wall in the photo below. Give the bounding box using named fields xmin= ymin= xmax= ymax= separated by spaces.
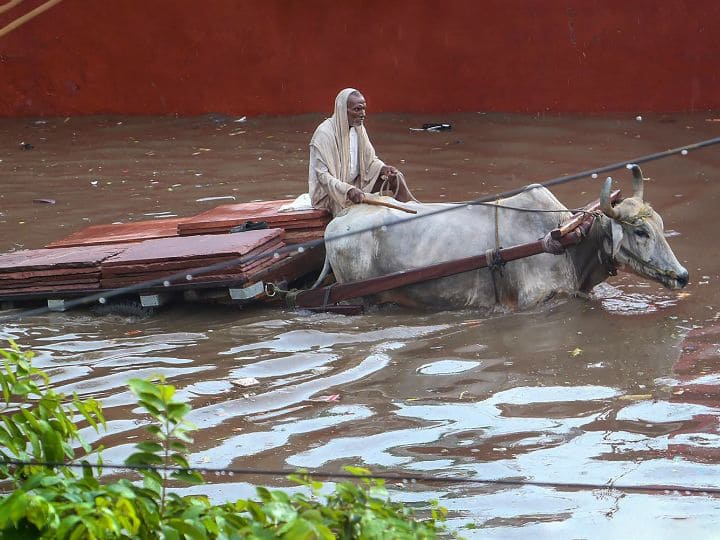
xmin=1 ymin=0 xmax=718 ymax=116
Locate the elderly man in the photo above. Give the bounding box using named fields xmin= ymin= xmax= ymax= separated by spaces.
xmin=308 ymin=88 xmax=414 ymax=215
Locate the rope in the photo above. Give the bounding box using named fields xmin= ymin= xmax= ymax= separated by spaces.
xmin=2 ymin=459 xmax=717 ymax=497
xmin=0 ymin=0 xmax=23 ymax=16
xmin=0 ymin=0 xmax=63 ymax=39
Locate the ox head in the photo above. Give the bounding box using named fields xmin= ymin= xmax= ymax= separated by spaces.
xmin=599 ymin=165 xmax=689 ymax=289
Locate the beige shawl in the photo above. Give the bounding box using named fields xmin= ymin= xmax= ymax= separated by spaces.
xmin=308 ymin=88 xmax=384 ymax=215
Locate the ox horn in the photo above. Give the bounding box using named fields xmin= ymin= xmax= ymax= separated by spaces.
xmin=600 ymin=177 xmax=618 ymax=218
xmin=629 ymin=164 xmax=644 ymax=200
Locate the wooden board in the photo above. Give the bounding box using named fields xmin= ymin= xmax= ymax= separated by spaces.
xmin=177 ymin=199 xmax=330 ymax=236
xmin=101 ymin=230 xmax=284 ymax=267
xmin=284 ymin=229 xmax=326 ymax=244
xmin=99 ymin=254 xmax=286 ymax=288
xmin=0 ymin=275 xmax=99 ymax=287
xmin=45 ymin=217 xmax=191 ymax=248
xmin=99 ymin=240 xmax=285 ymax=277
xmin=0 ymin=267 xmax=99 ymax=280
xmin=0 ymin=245 xmax=128 ymax=273
xmin=0 ymin=282 xmax=100 ymax=295
xmin=179 ymin=218 xmax=330 ymax=233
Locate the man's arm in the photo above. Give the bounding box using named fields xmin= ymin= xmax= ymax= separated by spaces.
xmin=311 ymin=146 xmax=363 ymax=205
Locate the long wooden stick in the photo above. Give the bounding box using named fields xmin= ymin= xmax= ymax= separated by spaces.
xmin=0 ymin=1 xmax=24 ymax=16
xmin=361 ymin=197 xmax=417 ymax=214
xmin=0 ymin=0 xmax=62 ymax=39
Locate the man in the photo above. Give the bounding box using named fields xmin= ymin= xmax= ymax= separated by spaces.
xmin=308 ymin=88 xmax=414 ymax=215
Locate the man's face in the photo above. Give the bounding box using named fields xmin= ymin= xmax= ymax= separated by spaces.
xmin=346 ymin=93 xmax=366 ymax=127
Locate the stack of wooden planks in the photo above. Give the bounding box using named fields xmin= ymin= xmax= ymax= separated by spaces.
xmin=177 ymin=199 xmax=330 ymax=244
xmin=0 ymin=198 xmax=328 ymax=302
xmin=99 ymin=230 xmax=286 ymax=289
xmin=0 ymin=245 xmax=127 ymax=295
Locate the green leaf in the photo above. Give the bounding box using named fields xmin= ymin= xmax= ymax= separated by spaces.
xmin=170 ymin=453 xmax=189 ymax=469
xmin=169 ymin=441 xmax=188 ymax=452
xmin=158 ymin=384 xmax=176 ymax=403
xmin=166 ymin=518 xmax=206 ymax=540
xmin=171 ymin=469 xmax=205 ymax=485
xmin=142 ymin=470 xmax=163 ymax=496
xmin=128 ymin=379 xmax=162 ymax=399
xmin=146 ymin=425 xmax=167 ymax=441
xmin=166 ymin=402 xmax=191 ymax=421
xmin=56 ymin=515 xmax=82 ymax=539
xmin=264 ymin=501 xmax=297 ymax=524
xmin=135 ymin=441 xmax=163 ymax=453
xmin=280 ymin=517 xmax=315 ymax=540
xmin=73 ymin=396 xmax=104 ymax=432
xmin=125 ymin=452 xmax=164 ymax=467
xmin=40 ymin=429 xmax=65 ymax=463
xmin=105 ymin=482 xmax=135 ymax=499
xmin=25 ymin=495 xmax=51 ymax=530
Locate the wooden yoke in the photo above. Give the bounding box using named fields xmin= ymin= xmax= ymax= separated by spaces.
xmin=291 ymin=190 xmax=620 ymax=311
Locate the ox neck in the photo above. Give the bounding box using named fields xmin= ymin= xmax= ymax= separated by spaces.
xmin=567 ymin=214 xmax=618 ymax=292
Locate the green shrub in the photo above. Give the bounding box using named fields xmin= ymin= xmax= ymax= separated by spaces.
xmin=0 ymin=341 xmax=452 ymax=539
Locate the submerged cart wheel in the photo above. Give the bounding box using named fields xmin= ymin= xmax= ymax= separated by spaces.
xmin=90 ymin=299 xmax=155 ymax=319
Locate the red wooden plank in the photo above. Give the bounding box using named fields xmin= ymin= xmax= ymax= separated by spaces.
xmin=99 ymin=240 xmax=285 ymax=277
xmin=0 ymin=245 xmax=128 ymax=273
xmin=284 ymin=230 xmax=325 ymax=245
xmin=0 ymin=283 xmax=100 ymax=295
xmin=99 ymin=257 xmax=282 ymax=287
xmin=101 ymin=230 xmax=284 ymax=267
xmin=177 ymin=199 xmax=330 ymax=235
xmin=0 ymin=267 xmax=99 ymax=280
xmin=45 ymin=218 xmax=191 ymax=248
xmin=179 ymin=217 xmax=329 ymax=230
xmin=0 ymin=275 xmax=99 ymax=288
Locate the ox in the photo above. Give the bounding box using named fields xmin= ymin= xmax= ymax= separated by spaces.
xmin=321 ymin=166 xmax=689 ymax=311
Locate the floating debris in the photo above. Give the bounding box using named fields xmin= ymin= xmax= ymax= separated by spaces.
xmin=196 ymin=196 xmax=237 ymax=203
xmin=231 ymin=377 xmax=260 ymax=388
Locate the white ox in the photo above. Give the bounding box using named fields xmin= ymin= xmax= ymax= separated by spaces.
xmin=322 ymin=166 xmax=689 ymax=311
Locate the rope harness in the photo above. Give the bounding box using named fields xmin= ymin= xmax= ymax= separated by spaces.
xmin=484 ymin=199 xmax=506 ymax=304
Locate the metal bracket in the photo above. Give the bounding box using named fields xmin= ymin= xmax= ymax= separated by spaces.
xmin=229 ymin=281 xmax=265 ymax=301
xmin=47 ymin=299 xmax=67 ymax=312
xmin=140 ymin=293 xmax=172 ymax=307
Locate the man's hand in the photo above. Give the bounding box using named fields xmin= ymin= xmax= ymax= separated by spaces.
xmin=347 ymin=187 xmax=364 ymax=204
xmin=380 ymin=165 xmax=399 ymax=180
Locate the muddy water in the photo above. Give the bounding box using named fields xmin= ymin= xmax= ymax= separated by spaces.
xmin=1 ymin=112 xmax=720 ymax=538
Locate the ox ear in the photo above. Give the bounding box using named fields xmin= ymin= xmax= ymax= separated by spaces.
xmin=610 ymin=220 xmax=624 ymax=257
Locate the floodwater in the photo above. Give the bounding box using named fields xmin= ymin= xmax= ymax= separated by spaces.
xmin=1 ymin=111 xmax=719 ymax=538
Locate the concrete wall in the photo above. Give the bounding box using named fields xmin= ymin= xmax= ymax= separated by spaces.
xmin=1 ymin=0 xmax=718 ymax=116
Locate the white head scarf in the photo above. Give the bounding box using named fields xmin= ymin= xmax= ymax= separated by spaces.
xmin=308 ymin=89 xmax=385 ymax=213
xmin=310 ymin=88 xmax=382 ymax=185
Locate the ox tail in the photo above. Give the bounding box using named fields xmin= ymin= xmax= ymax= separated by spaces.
xmin=309 ymin=253 xmax=332 ymax=290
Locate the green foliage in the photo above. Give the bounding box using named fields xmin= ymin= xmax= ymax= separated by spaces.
xmin=0 ymin=342 xmax=453 ymax=539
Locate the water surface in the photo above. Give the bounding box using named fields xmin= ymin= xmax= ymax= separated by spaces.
xmin=1 ymin=112 xmax=719 ymax=538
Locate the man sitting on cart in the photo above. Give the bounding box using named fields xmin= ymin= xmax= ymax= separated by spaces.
xmin=308 ymin=88 xmax=415 ymax=215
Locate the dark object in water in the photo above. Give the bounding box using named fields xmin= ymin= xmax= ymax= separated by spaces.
xmin=33 ymin=198 xmax=56 ymax=205
xmin=20 ymin=142 xmax=34 ymax=150
xmin=230 ymin=220 xmax=269 ymax=233
xmin=422 ymin=123 xmax=452 ymax=131
xmin=410 ymin=123 xmax=452 ymax=132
